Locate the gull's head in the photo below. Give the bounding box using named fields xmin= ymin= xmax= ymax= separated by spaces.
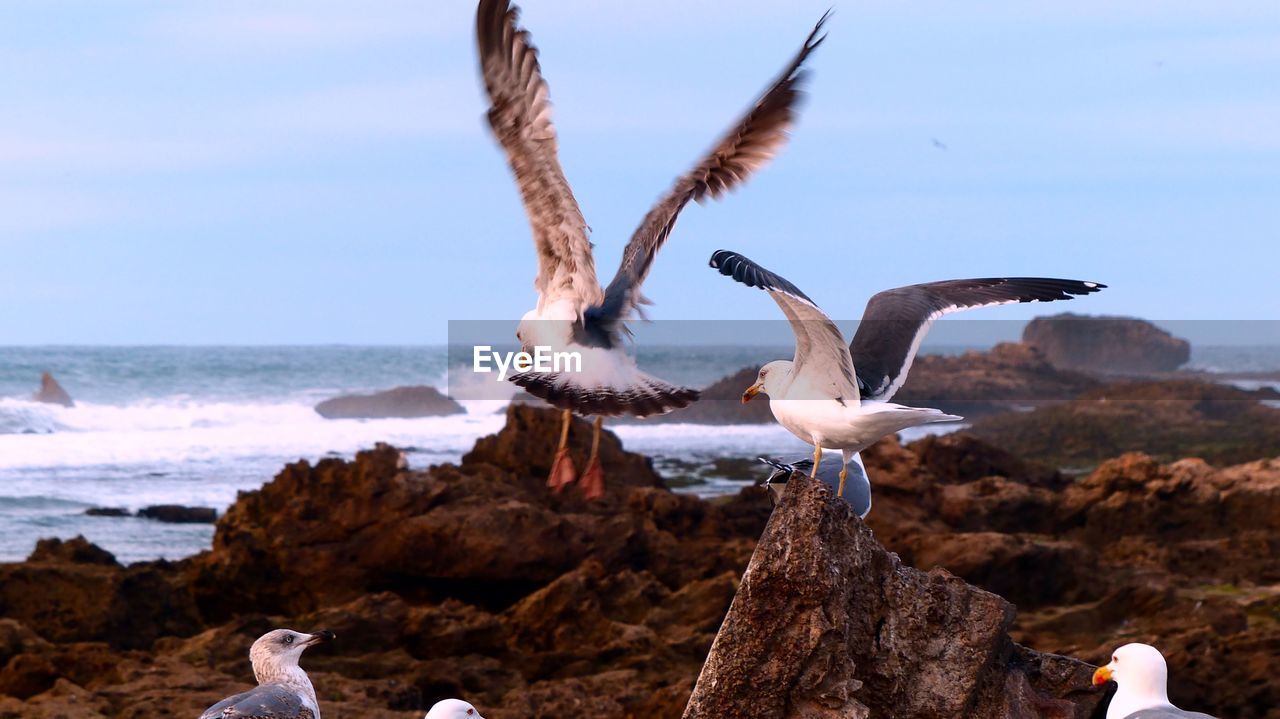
xmin=249 ymin=629 xmax=334 ymax=680
xmin=1093 ymin=643 xmax=1169 ymax=700
xmin=743 ymin=360 xmax=791 ymax=403
xmin=425 ymin=698 xmax=485 ymax=719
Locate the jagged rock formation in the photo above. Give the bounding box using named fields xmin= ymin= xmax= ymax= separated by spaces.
xmin=2 ymin=407 xmax=1277 ymax=717
xmin=1023 ymin=314 xmax=1191 ymax=374
xmin=893 ymin=342 xmax=1103 ymax=417
xmin=966 ymin=379 xmax=1280 ymax=468
xmin=313 ymin=385 xmax=463 ymax=419
xmin=684 ymin=475 xmax=1103 ymax=719
xmin=31 ymin=372 xmax=73 ymax=407
xmin=615 ymin=366 xmax=775 ymax=424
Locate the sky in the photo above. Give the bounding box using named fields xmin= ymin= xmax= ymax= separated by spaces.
xmin=1 ymin=1 xmax=1277 ymax=345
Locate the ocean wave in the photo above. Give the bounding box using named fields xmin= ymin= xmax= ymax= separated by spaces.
xmin=0 ymin=399 xmax=63 ymax=435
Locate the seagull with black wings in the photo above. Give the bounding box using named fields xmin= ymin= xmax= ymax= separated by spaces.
xmin=477 ymin=0 xmax=829 ymax=498
xmin=711 ymin=249 xmax=1105 ymax=497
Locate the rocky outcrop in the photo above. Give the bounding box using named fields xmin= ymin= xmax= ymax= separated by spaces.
xmin=965 ymin=379 xmax=1280 ymax=468
xmin=684 ymin=475 xmax=1103 ymax=719
xmin=3 ymin=407 xmax=1277 ymax=717
xmin=616 ymin=366 xmax=775 ymax=424
xmin=894 ymin=342 xmax=1103 ymax=417
xmin=31 ymin=372 xmax=73 ymax=407
xmin=137 ymin=505 xmax=217 ymax=524
xmin=1023 ymin=314 xmax=1191 ymax=374
xmin=313 ymin=385 xmax=463 ymax=419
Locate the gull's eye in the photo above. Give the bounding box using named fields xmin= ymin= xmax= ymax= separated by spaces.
xmin=284 ymin=635 xmax=294 ymax=645
xmin=466 ymin=711 xmax=474 ymax=716
xmin=1112 ymin=655 xmax=1117 ymax=663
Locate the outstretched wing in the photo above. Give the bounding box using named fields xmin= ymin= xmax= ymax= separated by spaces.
xmin=710 ymin=249 xmax=859 ymax=403
xmin=850 ymin=277 xmax=1106 ymax=400
xmin=588 ymin=11 xmax=830 ymax=330
xmin=477 ymin=0 xmax=601 ymax=309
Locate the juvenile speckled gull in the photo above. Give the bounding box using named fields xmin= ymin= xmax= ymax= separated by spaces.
xmin=710 ymin=249 xmax=1104 ymax=496
xmin=476 ymin=0 xmax=828 ymax=498
xmin=199 ymin=629 xmax=334 ymax=719
xmin=1093 ymin=643 xmax=1216 ymax=719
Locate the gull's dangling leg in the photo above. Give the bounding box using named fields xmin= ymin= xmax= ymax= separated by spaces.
xmin=548 ymin=409 xmax=576 ymax=492
xmin=838 ymin=448 xmax=854 ymax=498
xmin=580 ymin=416 xmax=605 ymax=501
xmin=810 ymin=444 xmax=822 ymax=478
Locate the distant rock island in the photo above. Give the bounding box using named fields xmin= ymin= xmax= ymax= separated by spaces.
xmin=314 ymin=385 xmax=463 ymax=419
xmin=31 ymin=372 xmax=73 ymax=408
xmin=1023 ymin=313 xmax=1191 ymax=374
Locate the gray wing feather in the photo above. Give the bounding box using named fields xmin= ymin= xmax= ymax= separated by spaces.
xmin=477 ymin=0 xmax=601 ymax=309
xmin=198 ymin=685 xmax=311 ymax=719
xmin=1124 ymin=708 xmax=1216 ymax=719
xmin=591 ymin=11 xmax=829 ymax=328
xmin=850 ymin=277 xmax=1106 ymax=400
xmin=710 ymin=250 xmax=859 ymax=402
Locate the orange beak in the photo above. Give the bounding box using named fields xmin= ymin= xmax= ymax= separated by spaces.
xmin=1092 ymin=666 xmax=1113 ymax=686
xmin=741 ymin=383 xmax=763 ymax=404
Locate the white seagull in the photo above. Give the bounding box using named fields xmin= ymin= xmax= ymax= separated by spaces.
xmin=425 ymin=698 xmax=487 ymax=719
xmin=199 ymin=629 xmax=334 ymax=719
xmin=476 ymin=0 xmax=827 ymax=499
xmin=710 ymin=249 xmax=1104 ymax=496
xmin=1093 ymin=643 xmax=1216 ymax=719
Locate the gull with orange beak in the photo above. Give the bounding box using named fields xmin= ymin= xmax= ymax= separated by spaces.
xmin=713 ymin=249 xmax=1105 ymax=498
xmin=1092 ymin=643 xmax=1216 ymax=719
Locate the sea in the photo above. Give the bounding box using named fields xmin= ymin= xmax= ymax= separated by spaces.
xmin=1 ymin=344 xmax=1277 ymax=563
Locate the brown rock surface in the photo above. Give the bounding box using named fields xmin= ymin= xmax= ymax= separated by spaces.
xmin=1023 ymin=313 xmax=1191 ymax=374
xmin=32 ymin=372 xmax=73 ymax=407
xmin=3 ymin=407 xmax=1278 ymax=717
xmin=616 ymin=365 xmax=775 ymax=424
xmin=894 ymin=342 xmax=1103 ymax=417
xmin=966 ymin=378 xmax=1280 ymax=468
xmin=684 ymin=474 xmax=1104 ymax=719
xmin=313 ymin=385 xmax=463 ymax=419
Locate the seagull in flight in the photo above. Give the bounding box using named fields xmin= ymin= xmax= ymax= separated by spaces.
xmin=710 ymin=249 xmax=1104 ymax=497
xmin=476 ymin=0 xmax=829 ymax=499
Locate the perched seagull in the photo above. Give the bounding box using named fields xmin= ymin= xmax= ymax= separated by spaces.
xmin=476 ymin=0 xmax=827 ymax=499
xmin=1093 ymin=643 xmax=1216 ymax=719
xmin=426 ymin=698 xmax=486 ymax=719
xmin=199 ymin=629 xmax=334 ymax=719
xmin=710 ymin=249 xmax=1104 ymax=496
xmin=759 ymin=454 xmax=871 ymax=518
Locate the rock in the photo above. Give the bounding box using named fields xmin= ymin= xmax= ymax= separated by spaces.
xmin=894 ymin=342 xmax=1103 ymax=417
xmin=83 ymin=508 xmax=130 ymax=518
xmin=683 ymin=475 xmax=1104 ymax=718
xmin=27 ymin=537 xmax=118 ymax=566
xmin=616 ymin=366 xmax=774 ymax=424
xmin=32 ymin=372 xmax=73 ymax=407
xmin=0 ymin=551 xmax=201 ymax=649
xmin=966 ymin=379 xmax=1280 ymax=468
xmin=1023 ymin=314 xmax=1191 ymax=374
xmin=137 ymin=505 xmax=217 ymax=524
xmin=314 ymin=385 xmax=463 ymax=419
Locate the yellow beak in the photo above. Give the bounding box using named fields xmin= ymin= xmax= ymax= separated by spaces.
xmin=742 ymin=383 xmax=763 ymax=404
xmin=1092 ymin=666 xmax=1113 ymax=686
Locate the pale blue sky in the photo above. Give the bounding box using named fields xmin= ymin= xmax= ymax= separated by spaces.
xmin=1 ymin=1 xmax=1277 ymax=344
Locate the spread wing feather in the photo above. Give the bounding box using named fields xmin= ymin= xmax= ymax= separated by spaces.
xmin=710 ymin=249 xmax=859 ymax=403
xmin=477 ymin=0 xmax=601 ymax=309
xmin=850 ymin=277 xmax=1106 ymax=400
xmin=589 ymin=11 xmax=830 ymax=329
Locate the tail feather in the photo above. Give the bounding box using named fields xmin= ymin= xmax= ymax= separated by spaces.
xmin=510 ymin=371 xmax=699 ymax=418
